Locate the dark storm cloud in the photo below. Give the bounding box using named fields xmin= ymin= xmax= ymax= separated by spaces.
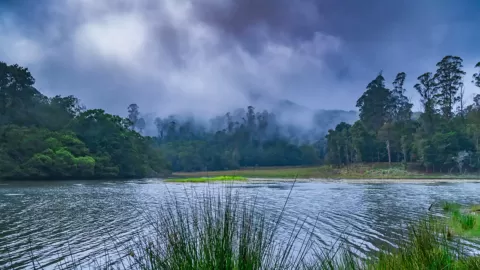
xmin=191 ymin=0 xmax=321 ymax=51
xmin=0 ymin=0 xmax=479 ymax=118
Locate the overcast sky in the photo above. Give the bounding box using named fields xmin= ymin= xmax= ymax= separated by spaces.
xmin=1 ymin=0 xmax=479 ymax=118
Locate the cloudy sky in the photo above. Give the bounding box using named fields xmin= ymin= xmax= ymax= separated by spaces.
xmin=1 ymin=0 xmax=479 ymax=118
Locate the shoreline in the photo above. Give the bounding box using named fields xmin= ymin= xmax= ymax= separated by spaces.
xmin=246 ymin=177 xmax=480 ymax=184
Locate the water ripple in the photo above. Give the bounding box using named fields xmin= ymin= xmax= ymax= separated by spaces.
xmin=1 ymin=181 xmax=480 ymax=269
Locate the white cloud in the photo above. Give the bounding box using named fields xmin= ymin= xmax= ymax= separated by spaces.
xmin=74 ymin=13 xmax=148 ymax=66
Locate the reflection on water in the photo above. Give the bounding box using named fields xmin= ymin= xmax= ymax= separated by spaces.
xmin=1 ymin=180 xmax=480 ymax=269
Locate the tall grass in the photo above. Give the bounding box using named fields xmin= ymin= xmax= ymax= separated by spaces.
xmin=127 ymin=185 xmax=315 ymax=269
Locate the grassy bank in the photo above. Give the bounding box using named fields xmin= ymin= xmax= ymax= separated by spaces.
xmin=173 ymin=163 xmax=480 ymax=180
xmin=165 ymin=175 xmax=248 ymax=183
xmin=442 ymin=202 xmax=480 ymax=238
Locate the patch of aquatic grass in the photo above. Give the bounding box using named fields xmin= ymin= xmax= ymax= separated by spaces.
xmin=359 ymin=218 xmax=480 ymax=270
xmin=442 ymin=201 xmax=461 ymax=212
xmin=453 ymin=211 xmax=476 ymax=230
xmin=442 ymin=202 xmax=480 ymax=238
xmin=448 ymin=211 xmax=480 ymax=237
xmin=166 ymin=175 xmax=248 ymax=183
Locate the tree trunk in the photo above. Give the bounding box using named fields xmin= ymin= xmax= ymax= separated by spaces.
xmin=345 ymin=142 xmax=349 ymax=165
xmin=386 ymin=140 xmax=391 ymax=166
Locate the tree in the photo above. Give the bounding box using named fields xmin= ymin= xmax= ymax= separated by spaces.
xmin=434 ymin=56 xmax=465 ymax=120
xmin=457 ymin=82 xmax=466 ymax=119
xmin=127 ymin=103 xmax=140 ymax=130
xmin=0 ymin=62 xmax=44 ymax=126
xmin=356 ymin=73 xmax=392 ymax=132
xmin=474 ymin=62 xmax=480 ymax=88
xmin=378 ymin=123 xmax=394 ymax=165
xmin=414 ymin=72 xmax=437 ymax=134
xmin=391 ymin=72 xmax=412 ymax=121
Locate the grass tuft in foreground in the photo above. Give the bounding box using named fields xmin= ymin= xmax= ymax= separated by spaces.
xmin=128 ymin=186 xmax=313 ymax=269
xmin=166 ymin=175 xmax=248 ymax=183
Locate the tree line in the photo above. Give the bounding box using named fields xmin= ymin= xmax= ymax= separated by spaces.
xmin=326 ymin=56 xmax=480 ymax=173
xmin=0 ymin=62 xmax=170 ymax=180
xmin=2 ymin=55 xmax=479 ymax=179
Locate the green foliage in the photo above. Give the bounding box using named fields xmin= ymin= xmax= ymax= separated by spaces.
xmin=434 ymin=56 xmax=466 ymax=120
xmin=356 ymin=73 xmax=391 ymax=132
xmin=453 ymin=211 xmax=476 ymax=230
xmin=0 ymin=61 xmax=170 ymax=180
xmin=442 ymin=201 xmax=461 ymax=212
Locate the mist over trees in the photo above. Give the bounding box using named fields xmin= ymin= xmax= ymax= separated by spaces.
xmin=149 ymin=106 xmax=329 ymax=171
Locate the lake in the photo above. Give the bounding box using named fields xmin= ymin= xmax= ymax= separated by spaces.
xmin=1 ymin=179 xmax=480 ymax=269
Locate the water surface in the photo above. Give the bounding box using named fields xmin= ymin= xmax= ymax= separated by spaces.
xmin=1 ymin=179 xmax=480 ymax=269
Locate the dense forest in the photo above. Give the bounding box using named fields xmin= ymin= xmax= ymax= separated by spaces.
xmin=1 ymin=55 xmax=479 ymax=179
xmin=126 ymin=105 xmax=328 ymax=172
xmin=0 ymin=62 xmax=170 ymax=180
xmin=326 ymin=56 xmax=480 ymax=173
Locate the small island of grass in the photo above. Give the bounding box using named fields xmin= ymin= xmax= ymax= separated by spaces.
xmin=442 ymin=202 xmax=480 ymax=237
xmin=166 ymin=175 xmax=248 ymax=183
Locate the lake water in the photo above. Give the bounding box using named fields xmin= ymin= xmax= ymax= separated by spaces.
xmin=1 ymin=179 xmax=480 ymax=269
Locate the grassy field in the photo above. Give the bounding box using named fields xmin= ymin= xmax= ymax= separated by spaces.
xmin=172 ymin=163 xmax=480 ymax=180
xmin=166 ymin=175 xmax=247 ymax=183
xmin=442 ymin=202 xmax=480 ymax=238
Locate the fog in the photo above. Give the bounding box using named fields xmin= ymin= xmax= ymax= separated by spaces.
xmin=1 ymin=0 xmax=479 ymax=133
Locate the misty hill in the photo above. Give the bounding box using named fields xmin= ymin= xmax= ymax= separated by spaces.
xmin=147 ymin=97 xmax=358 ymax=143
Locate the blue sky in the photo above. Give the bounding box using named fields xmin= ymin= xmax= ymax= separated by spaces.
xmin=0 ymin=0 xmax=479 ymax=119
